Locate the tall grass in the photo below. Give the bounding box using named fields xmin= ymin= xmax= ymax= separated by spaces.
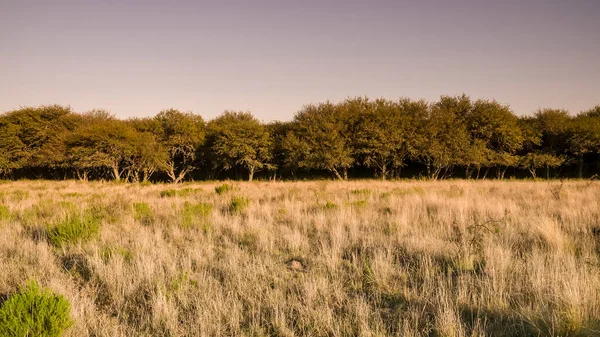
xmin=0 ymin=180 xmax=598 ymax=336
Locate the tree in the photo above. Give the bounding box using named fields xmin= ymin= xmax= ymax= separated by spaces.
xmin=0 ymin=105 xmax=76 ymax=177
xmin=154 ymin=109 xmax=205 ymax=183
xmin=266 ymin=121 xmax=299 ymax=180
xmin=292 ymin=102 xmax=354 ymax=180
xmin=465 ymin=99 xmax=523 ymax=179
xmin=207 ymin=111 xmax=273 ymax=181
xmin=66 ymin=111 xmax=138 ymax=181
xmin=352 ymin=98 xmax=417 ymax=179
xmin=414 ymin=95 xmax=471 ymax=179
xmin=568 ymin=108 xmax=600 ymax=177
xmin=519 ymin=152 xmax=564 ymax=179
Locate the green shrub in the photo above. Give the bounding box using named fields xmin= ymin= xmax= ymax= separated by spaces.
xmin=46 ymin=215 xmax=100 ymax=248
xmin=215 ymin=183 xmax=234 ymax=195
xmin=181 ymin=202 xmax=213 ymax=229
xmin=229 ymin=196 xmax=250 ymax=214
xmin=0 ymin=281 xmax=73 ymax=337
xmin=133 ymin=202 xmax=153 ymax=226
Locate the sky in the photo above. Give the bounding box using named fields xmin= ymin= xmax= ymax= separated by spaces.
xmin=1 ymin=0 xmax=599 ymax=121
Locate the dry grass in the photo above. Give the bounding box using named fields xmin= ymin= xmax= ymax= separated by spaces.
xmin=0 ymin=179 xmax=599 ymax=336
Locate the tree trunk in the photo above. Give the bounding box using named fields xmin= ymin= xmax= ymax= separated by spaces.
xmin=76 ymin=170 xmax=88 ymax=182
xmin=529 ymin=167 xmax=537 ymax=179
xmin=248 ymin=166 xmax=255 ymax=182
xmin=545 ymin=165 xmax=550 ymax=180
xmin=380 ymin=163 xmax=387 ymax=180
xmin=343 ymin=167 xmax=348 ymax=181
xmin=475 ymin=167 xmax=481 ymax=180
xmin=578 ymin=156 xmax=584 ymax=179
xmin=482 ymin=167 xmax=490 ymax=179
xmin=111 ymin=164 xmax=121 ymax=181
xmin=331 ymin=168 xmax=343 ymax=180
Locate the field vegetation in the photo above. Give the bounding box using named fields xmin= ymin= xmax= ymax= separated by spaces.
xmin=0 ymin=180 xmax=599 ymax=336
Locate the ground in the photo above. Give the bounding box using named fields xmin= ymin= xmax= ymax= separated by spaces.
xmin=0 ymin=179 xmax=599 ymax=336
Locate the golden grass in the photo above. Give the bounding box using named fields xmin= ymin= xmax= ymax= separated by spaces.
xmin=0 ymin=180 xmax=599 ymax=336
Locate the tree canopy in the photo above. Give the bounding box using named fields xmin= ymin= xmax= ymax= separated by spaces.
xmin=1 ymin=96 xmax=599 ymax=182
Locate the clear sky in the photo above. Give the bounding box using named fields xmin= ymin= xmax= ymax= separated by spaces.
xmin=1 ymin=0 xmax=599 ymax=121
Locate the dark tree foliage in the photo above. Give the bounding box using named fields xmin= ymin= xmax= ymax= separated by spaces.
xmin=1 ymin=97 xmax=599 ymax=181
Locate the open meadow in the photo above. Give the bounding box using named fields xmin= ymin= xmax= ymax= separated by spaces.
xmin=0 ymin=180 xmax=599 ymax=337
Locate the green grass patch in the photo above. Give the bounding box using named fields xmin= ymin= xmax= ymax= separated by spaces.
xmin=10 ymin=190 xmax=29 ymax=202
xmin=61 ymin=192 xmax=83 ymax=198
xmin=0 ymin=281 xmax=73 ymax=337
xmin=229 ymin=196 xmax=250 ymax=214
xmin=181 ymin=202 xmax=213 ymax=229
xmin=160 ymin=188 xmax=201 ymax=198
xmin=100 ymin=246 xmax=134 ymax=264
xmin=0 ymin=205 xmax=11 ymax=221
xmin=215 ymin=183 xmax=234 ymax=195
xmin=133 ymin=202 xmax=153 ymax=226
xmin=46 ymin=215 xmax=101 ymax=248
xmin=351 ymin=188 xmax=371 ymax=195
xmin=324 ymin=201 xmax=338 ymax=210
xmin=380 ymin=187 xmax=425 ymax=199
xmin=349 ymin=200 xmax=368 ymax=208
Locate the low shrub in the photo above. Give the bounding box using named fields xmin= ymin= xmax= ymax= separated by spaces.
xmin=215 ymin=183 xmax=234 ymax=195
xmin=0 ymin=281 xmax=73 ymax=337
xmin=229 ymin=196 xmax=250 ymax=214
xmin=46 ymin=215 xmax=101 ymax=248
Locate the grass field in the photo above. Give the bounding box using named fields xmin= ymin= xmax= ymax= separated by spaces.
xmin=0 ymin=180 xmax=599 ymax=336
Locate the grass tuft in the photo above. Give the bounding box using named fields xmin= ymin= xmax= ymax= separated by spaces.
xmin=0 ymin=281 xmax=73 ymax=337
xmin=133 ymin=202 xmax=153 ymax=226
xmin=229 ymin=196 xmax=250 ymax=214
xmin=215 ymin=183 xmax=234 ymax=195
xmin=181 ymin=202 xmax=213 ymax=229
xmin=46 ymin=214 xmax=101 ymax=248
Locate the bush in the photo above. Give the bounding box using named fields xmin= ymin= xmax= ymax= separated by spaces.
xmin=0 ymin=281 xmax=73 ymax=337
xmin=46 ymin=215 xmax=100 ymax=248
xmin=215 ymin=183 xmax=234 ymax=195
xmin=229 ymin=196 xmax=250 ymax=214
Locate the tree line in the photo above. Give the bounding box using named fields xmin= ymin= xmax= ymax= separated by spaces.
xmin=1 ymin=95 xmax=599 ymax=182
